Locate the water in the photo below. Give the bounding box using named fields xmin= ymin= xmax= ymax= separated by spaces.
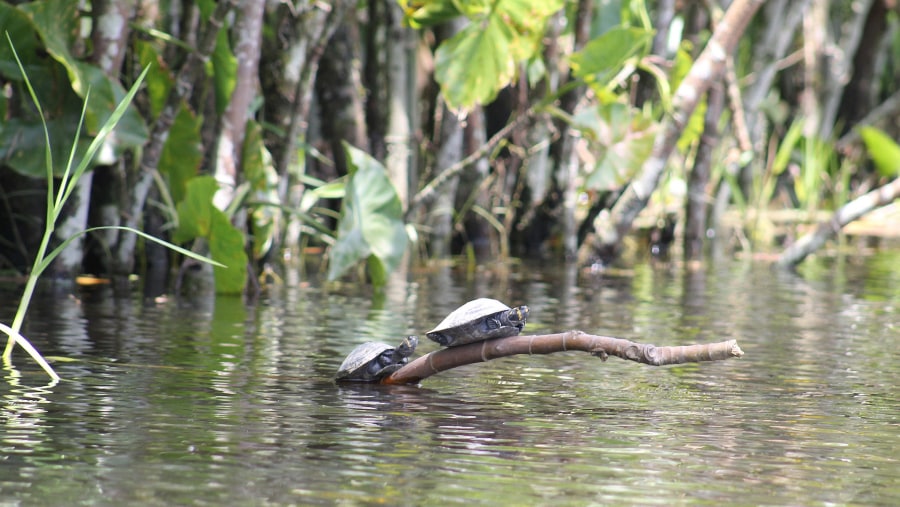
xmin=1 ymin=252 xmax=898 ymax=506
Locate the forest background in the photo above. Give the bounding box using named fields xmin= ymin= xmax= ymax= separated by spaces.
xmin=0 ymin=0 xmax=898 ymax=297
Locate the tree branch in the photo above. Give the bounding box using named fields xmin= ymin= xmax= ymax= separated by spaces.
xmin=579 ymin=0 xmax=765 ymax=263
xmin=405 ymin=109 xmax=534 ymax=219
xmin=381 ymin=331 xmax=744 ymax=385
xmin=776 ymin=176 xmax=900 ymax=268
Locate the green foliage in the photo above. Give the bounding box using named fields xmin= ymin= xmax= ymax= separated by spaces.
xmin=1 ymin=38 xmax=220 ymax=381
xmin=159 ymin=105 xmax=203 ymax=204
xmin=422 ymin=0 xmax=564 ymax=111
xmin=210 ymin=25 xmax=237 ymax=116
xmin=242 ymin=120 xmax=281 ymax=260
xmin=173 ymin=177 xmax=249 ymax=294
xmin=859 ymin=127 xmax=900 ymax=177
xmin=569 ymin=26 xmax=653 ymax=86
xmin=328 ymin=144 xmax=408 ymax=287
xmin=575 ymin=102 xmax=657 ymax=190
xmin=400 ymin=0 xmax=461 ymax=29
xmin=0 ymin=1 xmax=148 ymax=178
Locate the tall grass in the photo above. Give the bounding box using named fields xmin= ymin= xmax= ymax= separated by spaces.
xmin=1 ymin=36 xmax=223 ymax=382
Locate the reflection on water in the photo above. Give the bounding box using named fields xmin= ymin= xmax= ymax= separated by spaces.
xmin=0 ymin=253 xmax=898 ymax=505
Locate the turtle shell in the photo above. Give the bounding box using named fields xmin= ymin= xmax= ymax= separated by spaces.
xmin=335 ymin=335 xmax=418 ymax=382
xmin=426 ymin=298 xmax=529 ymax=347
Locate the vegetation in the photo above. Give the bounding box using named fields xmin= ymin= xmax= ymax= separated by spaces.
xmin=1 ymin=37 xmax=223 ymax=380
xmin=0 ymin=0 xmax=898 ymax=300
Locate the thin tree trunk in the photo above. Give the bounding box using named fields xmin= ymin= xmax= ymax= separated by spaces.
xmin=384 ymin=1 xmax=416 ymax=209
xmin=272 ymin=2 xmax=349 ymax=253
xmin=214 ymin=0 xmax=265 ymax=211
xmin=315 ymin=13 xmax=368 ymax=177
xmin=578 ymin=0 xmax=765 ymax=264
xmin=114 ymin=0 xmax=235 ymax=275
xmin=684 ymin=82 xmax=725 ymax=261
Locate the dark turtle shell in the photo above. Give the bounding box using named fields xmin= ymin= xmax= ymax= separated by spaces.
xmin=426 ymin=298 xmax=529 ymax=347
xmin=335 ymin=335 xmax=418 ymax=382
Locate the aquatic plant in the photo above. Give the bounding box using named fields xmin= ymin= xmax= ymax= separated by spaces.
xmin=1 ymin=37 xmax=222 ymax=382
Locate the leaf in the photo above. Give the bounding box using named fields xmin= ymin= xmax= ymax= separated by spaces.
xmin=860 ymin=127 xmax=900 ymax=177
xmin=569 ymin=27 xmax=653 ymax=84
xmin=401 ymin=0 xmax=461 ymax=29
xmin=433 ymin=0 xmax=564 ymax=111
xmin=328 ymin=144 xmax=407 ymax=285
xmin=159 ymin=105 xmax=203 ymax=204
xmin=210 ymin=25 xmax=237 ymax=116
xmin=242 ymin=121 xmax=281 ymax=259
xmin=173 ymin=176 xmax=217 ymax=243
xmin=577 ymin=102 xmax=657 ymax=190
xmin=173 ymin=176 xmax=247 ymax=294
xmin=21 ymin=0 xmax=148 ymax=146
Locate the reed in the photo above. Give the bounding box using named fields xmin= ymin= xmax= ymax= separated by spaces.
xmin=1 ymin=36 xmax=223 ymax=382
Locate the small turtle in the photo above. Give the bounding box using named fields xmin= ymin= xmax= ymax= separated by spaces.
xmin=426 ymin=298 xmax=529 ymax=347
xmin=335 ymin=335 xmax=418 ymax=382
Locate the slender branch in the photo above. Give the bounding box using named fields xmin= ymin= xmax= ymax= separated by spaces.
xmin=776 ymin=176 xmax=900 ymax=268
xmin=579 ymin=0 xmax=764 ymax=262
xmin=405 ymin=109 xmax=535 ymax=219
xmin=381 ymin=331 xmax=744 ymax=385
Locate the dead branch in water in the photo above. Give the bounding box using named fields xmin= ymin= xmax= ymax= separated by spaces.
xmin=381 ymin=331 xmax=744 ymax=385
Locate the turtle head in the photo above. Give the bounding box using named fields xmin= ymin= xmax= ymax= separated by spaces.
xmin=509 ymin=305 xmax=529 ymax=330
xmin=396 ymin=335 xmax=418 ymax=358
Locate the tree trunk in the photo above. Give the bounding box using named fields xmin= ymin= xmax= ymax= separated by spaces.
xmin=315 ymin=12 xmax=368 ymax=177
xmin=214 ymin=0 xmax=265 ymax=212
xmin=384 ymin=1 xmax=416 ymax=209
xmin=114 ymin=0 xmax=235 ymax=275
xmin=579 ymin=0 xmax=765 ymax=265
xmin=684 ymin=82 xmax=725 ymax=261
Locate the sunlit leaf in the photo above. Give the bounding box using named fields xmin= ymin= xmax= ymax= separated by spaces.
xmin=242 ymin=120 xmax=281 ymax=259
xmin=21 ymin=0 xmax=148 ymax=146
xmin=400 ymin=0 xmax=461 ymax=28
xmin=173 ymin=176 xmax=247 ymax=294
xmin=159 ymin=105 xmax=203 ymax=204
xmin=576 ymin=102 xmax=657 ymax=190
xmin=328 ymin=144 xmax=407 ymax=285
xmin=860 ymin=127 xmax=900 ymax=177
xmin=210 ymin=25 xmax=237 ymax=116
xmin=569 ymin=27 xmax=653 ymax=84
xmin=433 ymin=0 xmax=563 ymax=111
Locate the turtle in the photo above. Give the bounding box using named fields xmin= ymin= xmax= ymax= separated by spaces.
xmin=426 ymin=298 xmax=529 ymax=347
xmin=335 ymin=335 xmax=418 ymax=382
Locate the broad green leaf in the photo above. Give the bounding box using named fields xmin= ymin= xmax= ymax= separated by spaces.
xmin=0 ymin=3 xmax=38 ymax=75
xmin=569 ymin=27 xmax=653 ymax=84
xmin=401 ymin=0 xmax=461 ymax=28
xmin=173 ymin=176 xmax=247 ymax=294
xmin=159 ymin=105 xmax=203 ymax=204
xmin=328 ymin=144 xmax=407 ymax=285
xmin=433 ymin=0 xmax=564 ymax=111
xmin=136 ymin=39 xmax=175 ymax=119
xmin=860 ymin=127 xmax=900 ymax=177
xmin=208 ymin=210 xmax=248 ymax=294
xmin=577 ymin=102 xmax=657 ymax=190
xmin=21 ymin=0 xmax=147 ymax=145
xmin=173 ymin=176 xmax=217 ymax=243
xmin=210 ymin=25 xmax=237 ymax=116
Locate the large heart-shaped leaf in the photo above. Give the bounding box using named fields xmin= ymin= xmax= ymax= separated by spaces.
xmin=328 ymin=144 xmax=407 ymax=285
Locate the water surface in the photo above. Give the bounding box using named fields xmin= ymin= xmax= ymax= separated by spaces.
xmin=1 ymin=253 xmax=898 ymax=506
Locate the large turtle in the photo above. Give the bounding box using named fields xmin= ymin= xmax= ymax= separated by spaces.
xmin=335 ymin=335 xmax=418 ymax=382
xmin=426 ymin=298 xmax=529 ymax=347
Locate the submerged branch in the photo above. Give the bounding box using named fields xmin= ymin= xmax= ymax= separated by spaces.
xmin=776 ymin=176 xmax=900 ymax=268
xmin=381 ymin=331 xmax=744 ymax=385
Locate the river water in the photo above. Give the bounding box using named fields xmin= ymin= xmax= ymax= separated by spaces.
xmin=1 ymin=251 xmax=897 ymax=506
